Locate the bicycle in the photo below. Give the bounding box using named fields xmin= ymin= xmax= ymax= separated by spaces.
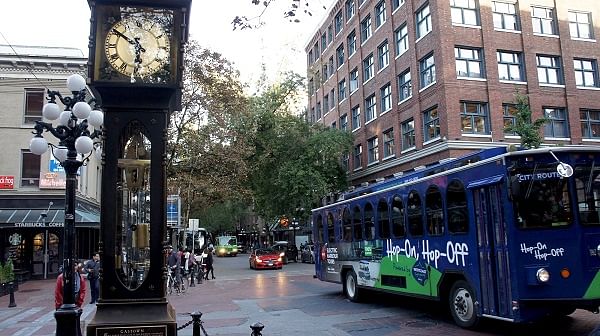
xmin=167 ymin=267 xmax=185 ymax=295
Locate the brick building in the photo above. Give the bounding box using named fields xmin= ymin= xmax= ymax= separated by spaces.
xmin=306 ymin=0 xmax=600 ymax=185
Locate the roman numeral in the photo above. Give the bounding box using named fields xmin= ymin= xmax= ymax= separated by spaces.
xmin=119 ymin=62 xmax=127 ymax=71
xmin=109 ymin=53 xmax=119 ymax=60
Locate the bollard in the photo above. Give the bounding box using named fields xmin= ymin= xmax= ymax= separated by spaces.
xmin=190 ymin=311 xmax=203 ymax=336
xmin=250 ymin=321 xmax=264 ymax=336
xmin=8 ymin=282 xmax=16 ymax=308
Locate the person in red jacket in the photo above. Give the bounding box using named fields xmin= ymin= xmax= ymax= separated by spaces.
xmin=55 ymin=263 xmax=87 ymax=310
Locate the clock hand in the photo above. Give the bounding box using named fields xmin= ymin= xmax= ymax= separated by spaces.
xmin=112 ymin=29 xmax=136 ymax=45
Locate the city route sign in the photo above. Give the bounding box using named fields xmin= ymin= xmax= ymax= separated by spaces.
xmin=96 ymin=325 xmax=166 ymax=336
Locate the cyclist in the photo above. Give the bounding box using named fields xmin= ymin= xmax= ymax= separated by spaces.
xmin=167 ymin=246 xmax=182 ymax=292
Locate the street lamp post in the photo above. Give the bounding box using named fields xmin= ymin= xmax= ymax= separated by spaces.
xmin=28 ymin=74 xmax=103 ymax=336
xmin=291 ymin=218 xmax=299 ymax=247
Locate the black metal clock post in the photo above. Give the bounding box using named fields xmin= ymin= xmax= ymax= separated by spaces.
xmin=85 ymin=1 xmax=191 ymax=335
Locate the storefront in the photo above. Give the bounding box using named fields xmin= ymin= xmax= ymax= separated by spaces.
xmin=0 ymin=199 xmax=100 ymax=280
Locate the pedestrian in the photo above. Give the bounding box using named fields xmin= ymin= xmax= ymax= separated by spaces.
xmin=186 ymin=249 xmax=196 ymax=285
xmin=85 ymin=253 xmax=100 ymax=304
xmin=55 ymin=263 xmax=87 ymax=310
xmin=167 ymin=246 xmax=181 ymax=283
xmin=204 ymin=247 xmax=215 ymax=280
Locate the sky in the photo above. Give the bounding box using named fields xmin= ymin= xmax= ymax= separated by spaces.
xmin=0 ymin=0 xmax=332 ymax=89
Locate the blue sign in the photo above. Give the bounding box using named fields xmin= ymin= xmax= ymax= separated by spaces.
xmin=166 ymin=195 xmax=179 ymax=227
xmin=412 ymin=259 xmax=429 ymax=286
xmin=49 ymin=158 xmax=64 ymax=173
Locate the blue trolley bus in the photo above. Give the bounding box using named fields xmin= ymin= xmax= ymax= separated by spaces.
xmin=312 ymin=146 xmax=600 ymax=328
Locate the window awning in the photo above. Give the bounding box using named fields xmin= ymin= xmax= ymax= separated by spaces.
xmin=0 ymin=203 xmax=100 ymax=229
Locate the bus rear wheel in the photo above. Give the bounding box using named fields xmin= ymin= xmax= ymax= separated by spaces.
xmin=449 ymin=280 xmax=479 ymax=328
xmin=344 ymin=270 xmax=362 ymax=302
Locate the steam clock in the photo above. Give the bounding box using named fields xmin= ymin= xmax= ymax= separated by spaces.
xmin=85 ymin=0 xmax=191 ymax=335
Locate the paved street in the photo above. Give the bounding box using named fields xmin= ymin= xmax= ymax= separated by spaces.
xmin=0 ymin=255 xmax=598 ymax=335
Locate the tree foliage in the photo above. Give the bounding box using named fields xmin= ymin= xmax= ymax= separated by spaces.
xmin=232 ymin=0 xmax=327 ymax=30
xmin=504 ymin=92 xmax=548 ymax=149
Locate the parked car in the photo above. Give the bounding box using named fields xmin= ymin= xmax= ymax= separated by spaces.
xmin=300 ymin=244 xmax=315 ymax=264
xmin=249 ymin=248 xmax=283 ymax=270
xmin=271 ymin=242 xmax=298 ymax=264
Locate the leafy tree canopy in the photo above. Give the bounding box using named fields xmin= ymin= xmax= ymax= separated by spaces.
xmin=504 ymin=92 xmax=548 ymax=149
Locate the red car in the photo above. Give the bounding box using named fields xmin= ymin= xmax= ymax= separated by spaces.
xmin=249 ymin=248 xmax=283 ymax=270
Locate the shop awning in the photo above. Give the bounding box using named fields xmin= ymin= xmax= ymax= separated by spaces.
xmin=0 ymin=203 xmax=100 ymax=228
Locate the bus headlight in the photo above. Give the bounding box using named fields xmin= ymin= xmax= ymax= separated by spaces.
xmin=536 ymin=268 xmax=550 ymax=283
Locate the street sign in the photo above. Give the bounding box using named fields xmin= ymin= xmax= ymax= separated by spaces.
xmin=188 ymin=218 xmax=199 ymax=230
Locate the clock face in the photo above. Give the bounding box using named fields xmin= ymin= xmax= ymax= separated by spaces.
xmin=104 ymin=17 xmax=171 ymax=78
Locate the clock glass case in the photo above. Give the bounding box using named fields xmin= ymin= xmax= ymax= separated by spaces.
xmin=94 ymin=6 xmax=175 ymax=84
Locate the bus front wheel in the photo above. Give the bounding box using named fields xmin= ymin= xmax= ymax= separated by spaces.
xmin=449 ymin=280 xmax=479 ymax=328
xmin=344 ymin=270 xmax=362 ymax=302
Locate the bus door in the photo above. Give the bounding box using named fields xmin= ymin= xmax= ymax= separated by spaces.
xmin=470 ymin=177 xmax=513 ymax=319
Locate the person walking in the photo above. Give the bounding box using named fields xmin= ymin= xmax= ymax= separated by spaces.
xmin=55 ymin=263 xmax=87 ymax=309
xmin=204 ymin=247 xmax=215 ymax=280
xmin=85 ymin=253 xmax=100 ymax=304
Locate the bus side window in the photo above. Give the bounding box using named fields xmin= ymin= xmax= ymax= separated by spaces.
xmin=407 ymin=190 xmax=424 ymax=236
xmin=327 ymin=212 xmax=335 ymax=243
xmin=353 ymin=206 xmax=363 ymax=240
xmin=364 ymin=203 xmax=375 ymax=240
xmin=377 ymin=199 xmax=391 ymax=239
xmin=391 ymin=195 xmax=406 ymax=237
xmin=447 ymin=180 xmax=468 ymax=234
xmin=316 ymin=214 xmax=324 ymax=243
xmin=342 ymin=207 xmax=352 ymax=242
xmin=426 ymin=186 xmax=444 ymax=236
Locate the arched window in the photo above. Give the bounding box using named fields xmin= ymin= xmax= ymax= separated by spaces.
xmin=327 ymin=212 xmax=335 ymax=243
xmin=377 ymin=199 xmax=391 ymax=238
xmin=426 ymin=185 xmax=444 ymax=235
xmin=364 ymin=202 xmax=375 ymax=239
xmin=407 ymin=190 xmax=423 ymax=236
xmin=353 ymin=205 xmax=363 ymax=240
xmin=342 ymin=207 xmax=352 ymax=242
xmin=447 ymin=180 xmax=469 ymax=233
xmin=391 ymin=195 xmax=406 ymax=237
xmin=316 ymin=214 xmax=324 ymax=243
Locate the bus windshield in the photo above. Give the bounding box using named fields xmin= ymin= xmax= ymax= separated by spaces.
xmin=510 ymin=164 xmax=571 ymax=229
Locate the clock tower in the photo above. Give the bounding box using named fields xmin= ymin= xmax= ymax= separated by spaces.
xmin=85 ymin=1 xmax=191 ymax=335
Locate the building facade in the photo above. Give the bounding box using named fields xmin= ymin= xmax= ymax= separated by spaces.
xmin=306 ymin=0 xmax=600 ymax=185
xmin=0 ymin=45 xmax=101 ymax=280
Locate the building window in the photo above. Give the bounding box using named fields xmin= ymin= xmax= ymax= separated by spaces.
xmin=21 ymin=150 xmax=40 ymax=187
xmin=308 ymin=78 xmax=314 ymax=95
xmin=383 ymin=129 xmax=395 ymax=157
xmin=340 ymin=114 xmax=349 ymax=131
xmin=342 ymin=153 xmax=349 ymax=171
xmin=378 ymin=40 xmax=389 ymax=70
xmin=323 ymin=94 xmax=329 ymax=111
xmin=420 ymin=53 xmax=436 ymax=88
xmin=336 ymin=44 xmax=345 ymax=68
xmin=347 ymin=30 xmax=357 ymax=57
xmin=316 ymin=102 xmax=322 ymax=120
xmin=497 ymin=51 xmax=523 ymax=81
xmin=455 ymin=46 xmax=484 ymax=78
xmin=580 ymin=109 xmax=600 ymax=139
xmin=375 ymin=0 xmax=387 ymax=28
xmin=460 ymin=101 xmax=490 ymax=134
xmin=363 ymin=54 xmax=374 ymax=81
xmin=365 ymin=94 xmax=377 ymax=122
xmin=308 ymin=50 xmax=313 ymax=65
xmin=569 ymin=11 xmax=592 ymax=39
xmin=450 ymin=0 xmax=479 ymax=26
xmin=381 ymin=83 xmax=392 ymax=112
xmin=492 ymin=1 xmax=518 ymax=30
xmin=322 ymin=65 xmax=328 ymax=82
xmin=503 ymin=103 xmax=518 ymax=135
xmin=398 ymin=69 xmax=412 ymax=102
xmin=310 ymin=107 xmax=315 ymax=123
xmin=543 ymin=107 xmax=569 ymax=138
xmin=395 ymin=24 xmax=409 ymax=56
xmin=350 ymin=68 xmax=359 ymax=92
xmin=330 ymin=88 xmax=335 ymax=106
xmin=321 ymin=33 xmax=327 ymax=51
xmin=423 ymin=106 xmax=440 ymax=141
xmin=328 ymin=24 xmax=333 ymax=44
xmin=401 ymin=119 xmax=415 ymax=150
xmin=353 ymin=144 xmax=362 ymax=169
xmin=361 ymin=15 xmax=372 ymax=43
xmin=329 ymin=57 xmax=334 ymax=77
xmin=352 ymin=105 xmax=361 ymax=130
xmin=335 ymin=10 xmax=344 ymax=35
xmin=537 ymin=55 xmax=563 ymax=85
xmin=346 ymin=0 xmax=355 ymax=21
xmin=574 ymin=59 xmax=598 ymax=88
xmin=392 ymin=0 xmax=405 ymax=11
xmin=338 ymin=79 xmax=347 ymax=101
xmin=331 ymin=121 xmax=337 ymax=129
xmin=24 ymin=88 xmax=44 ymax=124
xmin=314 ymin=42 xmax=320 ymax=57
xmin=531 ymin=6 xmax=556 ymax=35
xmin=367 ymin=137 xmax=379 ymax=164
xmin=315 ymin=70 xmax=321 ymax=86
xmin=416 ymin=4 xmax=432 ymax=39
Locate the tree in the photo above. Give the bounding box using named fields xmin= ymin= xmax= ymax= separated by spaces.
xmin=233 ymin=0 xmax=327 ymax=30
xmin=504 ymin=92 xmax=548 ymax=149
xmin=167 ymin=40 xmax=252 ymax=225
xmin=244 ymin=72 xmax=353 ymax=222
